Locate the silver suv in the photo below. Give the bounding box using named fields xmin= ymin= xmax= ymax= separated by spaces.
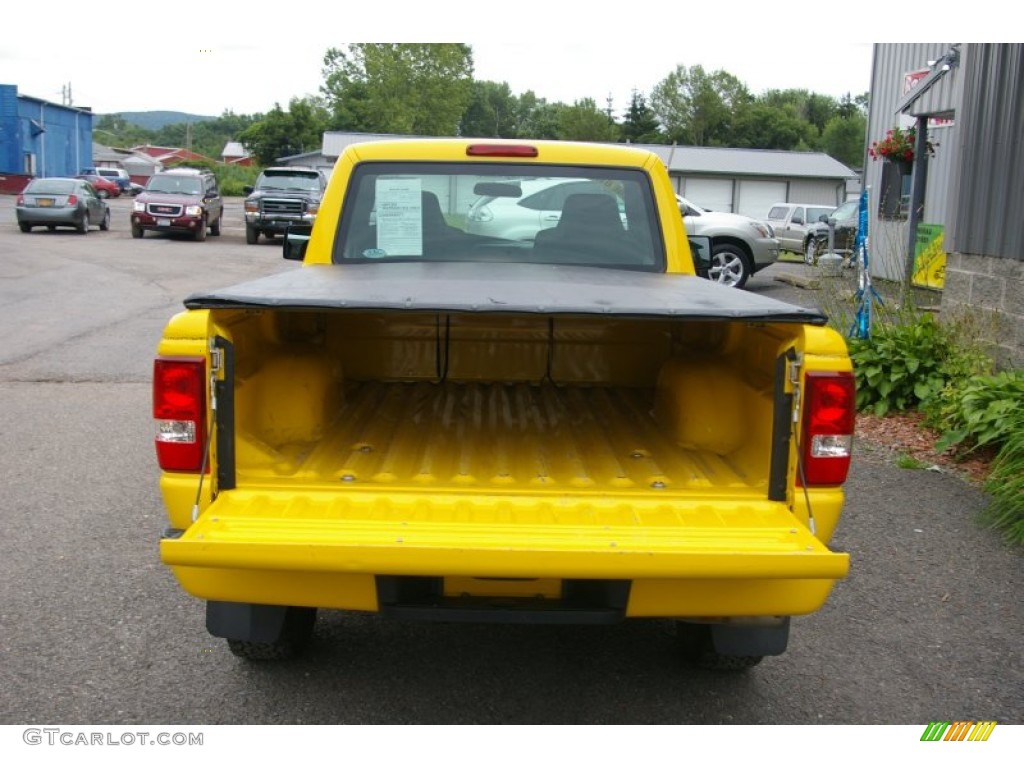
xmin=677 ymin=196 xmax=779 ymax=289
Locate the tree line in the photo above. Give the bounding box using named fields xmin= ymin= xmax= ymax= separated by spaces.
xmin=96 ymin=43 xmax=868 ymax=169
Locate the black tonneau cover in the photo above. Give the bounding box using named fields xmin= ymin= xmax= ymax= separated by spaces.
xmin=185 ymin=263 xmax=827 ymax=324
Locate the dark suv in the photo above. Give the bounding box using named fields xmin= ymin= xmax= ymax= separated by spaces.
xmin=131 ymin=168 xmax=223 ymax=241
xmin=804 ymin=199 xmax=859 ymax=265
xmin=243 ymin=166 xmax=327 ymax=244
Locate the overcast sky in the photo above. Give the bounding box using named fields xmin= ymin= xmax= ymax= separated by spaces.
xmin=0 ymin=2 xmax=984 ymax=119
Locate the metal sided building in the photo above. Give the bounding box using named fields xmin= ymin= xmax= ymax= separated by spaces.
xmin=644 ymin=145 xmax=858 ymax=219
xmin=0 ymin=84 xmax=94 ymax=194
xmin=868 ymin=43 xmax=1024 ymax=368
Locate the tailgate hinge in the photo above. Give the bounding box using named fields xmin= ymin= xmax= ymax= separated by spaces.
xmin=209 ymin=339 xmax=224 ymax=412
xmin=788 ymin=350 xmax=803 ymax=424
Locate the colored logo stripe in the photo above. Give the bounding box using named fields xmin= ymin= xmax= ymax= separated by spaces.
xmin=920 ymin=721 xmax=996 ymax=742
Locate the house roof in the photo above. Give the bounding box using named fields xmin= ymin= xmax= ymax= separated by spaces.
xmin=92 ymin=142 xmax=162 ymax=168
xmin=643 ymin=145 xmax=857 ymax=179
xmin=222 ymin=141 xmax=248 ymax=158
xmin=320 ymin=131 xmax=857 ymax=180
xmin=131 ymin=145 xmax=218 ymax=165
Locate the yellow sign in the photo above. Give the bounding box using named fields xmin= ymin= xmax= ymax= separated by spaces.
xmin=912 ymin=223 xmax=946 ymax=289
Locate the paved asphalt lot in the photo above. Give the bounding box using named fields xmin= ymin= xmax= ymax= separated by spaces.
xmin=0 ymin=194 xmax=1020 ymax=729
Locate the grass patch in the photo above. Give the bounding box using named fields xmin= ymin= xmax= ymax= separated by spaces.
xmin=895 ymin=454 xmax=929 ymax=470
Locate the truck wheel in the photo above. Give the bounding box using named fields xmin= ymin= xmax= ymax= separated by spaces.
xmin=804 ymin=238 xmax=820 ymax=265
xmin=211 ymin=215 xmax=222 ymax=236
xmin=245 ymin=224 xmax=259 ymax=245
xmin=676 ymin=623 xmax=763 ymax=672
xmin=131 ymin=221 xmax=144 ymax=239
xmin=225 ymin=608 xmax=317 ymax=661
xmin=708 ymin=244 xmax=750 ymax=289
xmin=194 ymin=219 xmax=208 ymax=242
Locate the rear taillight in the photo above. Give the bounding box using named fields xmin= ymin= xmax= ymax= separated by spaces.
xmin=66 ymin=194 xmax=78 ymax=207
xmin=799 ymin=371 xmax=855 ymax=486
xmin=153 ymin=357 xmax=207 ymax=472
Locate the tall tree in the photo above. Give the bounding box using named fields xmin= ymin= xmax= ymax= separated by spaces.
xmin=321 ymin=44 xmax=473 ymax=135
xmin=650 ymin=65 xmax=751 ymax=146
xmin=821 ymin=112 xmax=868 ymax=168
xmin=557 ymin=98 xmax=618 ymax=142
xmin=237 ymin=97 xmax=328 ymax=165
xmin=513 ymin=92 xmax=562 ymax=139
xmin=620 ymin=90 xmax=662 ymax=144
xmin=459 ymin=80 xmax=519 ymax=138
xmin=731 ymin=103 xmax=816 ymax=150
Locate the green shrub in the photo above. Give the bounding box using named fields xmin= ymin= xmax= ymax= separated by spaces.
xmin=212 ymin=164 xmax=260 ymax=197
xmin=851 ymin=315 xmax=957 ymax=415
xmin=932 ymin=369 xmax=1024 ymax=454
xmin=981 ymin=418 xmax=1024 ymax=547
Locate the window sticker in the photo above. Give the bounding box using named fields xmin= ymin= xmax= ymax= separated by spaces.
xmin=375 ymin=177 xmax=423 ymax=256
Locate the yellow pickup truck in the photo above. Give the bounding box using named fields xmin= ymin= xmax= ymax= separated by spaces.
xmin=155 ymin=139 xmax=854 ymax=670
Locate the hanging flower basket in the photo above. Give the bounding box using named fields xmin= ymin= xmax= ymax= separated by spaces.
xmin=888 ymin=157 xmax=913 ymax=176
xmin=868 ymin=126 xmax=937 ymax=171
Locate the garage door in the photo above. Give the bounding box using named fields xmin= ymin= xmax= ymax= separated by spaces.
xmin=682 ymin=178 xmax=734 ymax=213
xmin=737 ymin=181 xmax=788 ymax=219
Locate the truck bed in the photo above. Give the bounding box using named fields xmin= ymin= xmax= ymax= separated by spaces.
xmin=267 ymin=379 xmax=754 ymax=493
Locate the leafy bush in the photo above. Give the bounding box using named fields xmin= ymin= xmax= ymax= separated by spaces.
xmin=212 ymin=163 xmax=260 ymax=197
xmin=931 ymin=369 xmax=1024 ymax=453
xmin=848 ymin=313 xmax=989 ymax=416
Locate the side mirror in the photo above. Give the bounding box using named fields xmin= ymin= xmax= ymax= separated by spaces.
xmin=243 ymin=185 xmax=254 ymax=195
xmin=818 ymin=213 xmax=830 ymax=223
xmin=283 ymin=224 xmax=313 ymax=261
xmin=687 ymin=236 xmax=712 ymax=277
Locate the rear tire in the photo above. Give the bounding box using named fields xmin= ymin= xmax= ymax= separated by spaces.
xmin=77 ymin=212 xmax=90 ymax=234
xmin=225 ymin=608 xmax=317 ymax=661
xmin=99 ymin=209 xmax=111 ymax=231
xmin=676 ymin=623 xmax=764 ymax=672
xmin=19 ymin=222 xmax=31 ymax=233
xmin=211 ymin=214 xmax=222 ymax=236
xmin=245 ymin=223 xmax=259 ymax=245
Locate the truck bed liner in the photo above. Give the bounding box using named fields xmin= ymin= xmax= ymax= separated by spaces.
xmin=258 ymin=380 xmax=754 ymax=493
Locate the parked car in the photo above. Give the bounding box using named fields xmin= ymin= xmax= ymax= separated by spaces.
xmin=76 ymin=173 xmax=121 ymax=199
xmin=16 ymin=177 xmax=111 ymax=233
xmin=804 ymin=199 xmax=859 ymax=265
xmin=765 ymin=202 xmax=837 ymax=254
xmin=131 ymin=168 xmax=223 ymax=241
xmin=243 ymin=166 xmax=328 ymax=244
xmin=676 ymin=195 xmax=779 ymax=289
xmin=82 ymin=166 xmax=134 ymax=196
xmin=466 ymin=178 xmax=625 ymax=241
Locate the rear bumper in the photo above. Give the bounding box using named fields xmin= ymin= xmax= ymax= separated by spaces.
xmin=160 ymin=487 xmax=849 ymax=618
xmin=17 ymin=207 xmax=81 ymax=226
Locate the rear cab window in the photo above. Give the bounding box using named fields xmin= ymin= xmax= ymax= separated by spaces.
xmin=333 ymin=162 xmax=665 ymax=272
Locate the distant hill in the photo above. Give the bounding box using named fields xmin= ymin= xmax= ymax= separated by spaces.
xmin=103 ymin=111 xmax=217 ymax=131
